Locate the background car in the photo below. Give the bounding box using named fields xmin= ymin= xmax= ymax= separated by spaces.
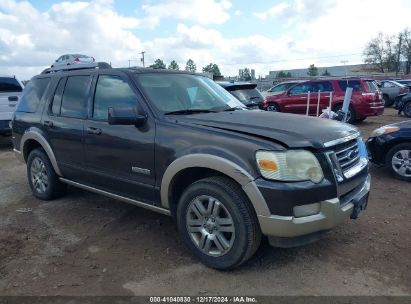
xmin=396 ymin=79 xmax=411 ymax=90
xmin=0 ymin=75 xmax=24 ymax=136
xmin=262 ymin=78 xmax=384 ymax=123
xmin=367 ymin=120 xmax=411 ymax=181
xmin=51 ymin=54 xmax=95 ymax=67
xmin=398 ymin=93 xmax=411 ymax=117
xmin=217 ymin=81 xmax=264 ymax=109
xmin=262 ymin=80 xmax=303 ymax=97
xmin=378 ymin=80 xmax=409 ymax=107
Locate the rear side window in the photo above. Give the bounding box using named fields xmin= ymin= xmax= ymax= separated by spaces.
xmin=229 ymin=88 xmax=263 ymax=105
xmin=289 ymin=83 xmax=312 ymax=94
xmin=365 ymin=81 xmax=379 ymax=92
xmin=16 ymin=78 xmax=50 ymax=113
xmin=0 ymin=77 xmax=23 ymax=92
xmin=311 ymin=81 xmax=333 ymax=92
xmin=51 ymin=78 xmax=67 ymax=115
xmin=93 ymin=75 xmax=136 ymax=120
xmin=338 ymin=80 xmax=361 ymax=91
xmin=60 ymin=76 xmax=90 ymax=118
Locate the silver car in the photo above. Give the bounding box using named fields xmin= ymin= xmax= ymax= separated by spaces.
xmin=379 ymin=80 xmax=409 ymax=107
xmin=51 ymin=54 xmax=96 ymax=70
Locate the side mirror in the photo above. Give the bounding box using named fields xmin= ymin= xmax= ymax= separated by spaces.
xmin=108 ymin=106 xmax=146 ymax=126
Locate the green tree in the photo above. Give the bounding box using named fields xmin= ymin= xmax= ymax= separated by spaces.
xmin=168 ymin=60 xmax=179 ymax=70
xmin=185 ymin=59 xmax=197 ymax=72
xmin=202 ymin=63 xmax=222 ymax=77
xmin=321 ymin=69 xmax=331 ymax=76
xmin=276 ymin=71 xmax=287 ymax=78
xmin=286 ymin=72 xmax=292 ymax=77
xmin=307 ymin=64 xmax=319 ymax=76
xmin=240 ymin=68 xmax=252 ymax=81
xmin=149 ymin=58 xmax=166 ymax=69
xmin=363 ymin=32 xmax=398 ymax=73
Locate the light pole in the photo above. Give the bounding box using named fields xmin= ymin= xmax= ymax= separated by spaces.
xmin=139 ymin=51 xmax=146 ymax=67
xmin=341 ymin=60 xmax=349 ymax=85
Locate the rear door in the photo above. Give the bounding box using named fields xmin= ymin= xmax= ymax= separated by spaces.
xmin=44 ymin=74 xmax=91 ymax=180
xmin=309 ymin=81 xmax=334 ymax=116
xmin=83 ymin=72 xmax=156 ymax=203
xmin=0 ymin=77 xmax=23 ymax=122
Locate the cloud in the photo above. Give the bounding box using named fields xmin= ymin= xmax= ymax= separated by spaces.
xmin=141 ymin=0 xmax=232 ymax=27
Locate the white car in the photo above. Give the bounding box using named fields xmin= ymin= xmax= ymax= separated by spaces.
xmin=49 ymin=54 xmax=97 ymax=72
xmin=0 ymin=75 xmax=24 ymax=136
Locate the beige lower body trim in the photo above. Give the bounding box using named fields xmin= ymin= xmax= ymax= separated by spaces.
xmin=258 ymin=174 xmax=370 ymax=238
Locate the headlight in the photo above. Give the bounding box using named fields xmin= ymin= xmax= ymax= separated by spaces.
xmin=370 ymin=126 xmax=399 ymax=137
xmin=256 ymin=150 xmax=324 ymax=183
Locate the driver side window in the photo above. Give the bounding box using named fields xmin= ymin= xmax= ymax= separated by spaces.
xmin=289 ymin=83 xmax=312 ymax=94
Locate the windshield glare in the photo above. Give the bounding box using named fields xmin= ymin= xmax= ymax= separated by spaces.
xmin=135 ymin=73 xmax=245 ymax=113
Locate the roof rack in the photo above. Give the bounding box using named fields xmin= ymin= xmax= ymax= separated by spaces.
xmin=41 ymin=62 xmax=112 ymax=74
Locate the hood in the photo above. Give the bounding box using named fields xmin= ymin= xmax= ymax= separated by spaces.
xmin=389 ymin=120 xmax=411 ymax=129
xmin=174 ymin=110 xmax=359 ymax=149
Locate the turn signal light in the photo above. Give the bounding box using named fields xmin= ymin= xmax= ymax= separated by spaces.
xmin=258 ymin=159 xmax=278 ymax=171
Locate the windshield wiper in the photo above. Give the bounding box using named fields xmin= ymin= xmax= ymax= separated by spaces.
xmin=164 ymin=109 xmax=217 ymax=115
xmin=221 ymin=106 xmax=247 ymax=112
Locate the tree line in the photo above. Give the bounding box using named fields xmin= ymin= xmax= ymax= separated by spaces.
xmin=363 ymin=28 xmax=411 ymax=74
xmin=149 ymin=58 xmax=222 ymax=77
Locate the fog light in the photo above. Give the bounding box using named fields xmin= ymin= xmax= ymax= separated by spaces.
xmin=293 ymin=203 xmax=321 ymax=218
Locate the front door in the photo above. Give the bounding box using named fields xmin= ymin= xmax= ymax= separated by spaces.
xmin=83 ymin=73 xmax=156 ymax=203
xmin=284 ymin=82 xmax=313 ymax=114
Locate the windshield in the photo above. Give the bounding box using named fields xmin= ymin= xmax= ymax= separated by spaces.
xmin=229 ymin=88 xmax=264 ymax=105
xmin=134 ymin=73 xmax=245 ymax=113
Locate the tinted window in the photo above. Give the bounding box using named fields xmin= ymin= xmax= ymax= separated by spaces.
xmin=15 ymin=78 xmax=50 ymax=113
xmin=289 ymin=83 xmax=312 ymax=94
xmin=60 ymin=76 xmax=89 ymax=118
xmin=311 ymin=81 xmax=333 ymax=92
xmin=229 ymin=88 xmax=264 ymax=105
xmin=270 ymin=82 xmax=294 ymax=93
xmin=51 ymin=78 xmax=66 ymax=115
xmin=0 ymin=77 xmax=23 ymax=92
xmin=338 ymin=80 xmax=361 ymax=91
xmin=93 ymin=75 xmax=136 ymax=120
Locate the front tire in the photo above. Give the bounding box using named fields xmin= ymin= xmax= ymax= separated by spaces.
xmin=176 ymin=177 xmax=261 ymax=270
xmin=266 ymin=103 xmax=280 ymax=112
xmin=403 ymin=101 xmax=411 ymax=117
xmin=27 ymin=148 xmax=66 ymax=200
xmin=386 ymin=143 xmax=411 ymax=181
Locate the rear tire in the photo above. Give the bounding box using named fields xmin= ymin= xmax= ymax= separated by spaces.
xmin=383 ymin=95 xmax=393 ymax=107
xmin=176 ymin=176 xmax=261 ymax=270
xmin=386 ymin=143 xmax=411 ymax=181
xmin=27 ymin=148 xmax=66 ymax=200
xmin=334 ymin=104 xmax=356 ymax=124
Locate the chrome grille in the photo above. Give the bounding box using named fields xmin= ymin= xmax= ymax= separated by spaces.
xmin=334 ymin=139 xmax=360 ymax=171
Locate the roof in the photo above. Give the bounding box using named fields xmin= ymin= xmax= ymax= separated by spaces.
xmin=216 ymin=81 xmax=257 ymax=89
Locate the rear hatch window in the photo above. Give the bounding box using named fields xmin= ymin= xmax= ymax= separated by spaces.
xmin=365 ymin=80 xmax=379 ymax=92
xmin=229 ymin=88 xmax=264 ymax=106
xmin=0 ymin=77 xmax=23 ymax=92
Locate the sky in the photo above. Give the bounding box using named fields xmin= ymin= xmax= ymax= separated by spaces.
xmin=1 ymin=0 xmax=411 ymax=80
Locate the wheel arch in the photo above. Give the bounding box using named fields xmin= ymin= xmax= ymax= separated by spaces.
xmin=20 ymin=128 xmax=63 ymax=176
xmin=160 ymin=154 xmax=271 ymax=217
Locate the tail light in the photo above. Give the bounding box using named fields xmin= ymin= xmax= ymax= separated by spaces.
xmin=74 ymin=57 xmax=80 ymax=62
xmin=262 ymin=99 xmax=268 ymax=107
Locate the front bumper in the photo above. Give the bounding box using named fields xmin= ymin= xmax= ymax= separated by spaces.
xmin=257 ymin=174 xmax=370 ymax=239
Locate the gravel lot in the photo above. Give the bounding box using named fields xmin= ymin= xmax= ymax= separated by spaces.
xmin=0 ymin=108 xmax=410 ymax=296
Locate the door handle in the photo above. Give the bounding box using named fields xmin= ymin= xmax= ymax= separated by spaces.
xmin=43 ymin=120 xmax=53 ymax=127
xmin=87 ymin=127 xmax=102 ymax=135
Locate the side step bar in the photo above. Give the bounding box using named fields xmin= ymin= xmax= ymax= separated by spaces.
xmin=59 ymin=178 xmax=171 ymax=216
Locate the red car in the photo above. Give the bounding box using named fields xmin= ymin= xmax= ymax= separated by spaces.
xmin=262 ymin=78 xmax=384 ymax=123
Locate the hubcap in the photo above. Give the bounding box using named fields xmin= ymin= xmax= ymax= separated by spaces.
xmin=30 ymin=157 xmax=48 ymax=193
xmin=186 ymin=195 xmax=235 ymax=257
xmin=267 ymin=105 xmax=278 ymax=112
xmin=392 ymin=150 xmax=411 ymax=178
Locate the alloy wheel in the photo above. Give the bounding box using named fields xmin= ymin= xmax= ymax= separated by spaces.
xmin=391 ymin=150 xmax=411 ymax=178
xmin=186 ymin=195 xmax=235 ymax=257
xmin=30 ymin=157 xmax=49 ymax=193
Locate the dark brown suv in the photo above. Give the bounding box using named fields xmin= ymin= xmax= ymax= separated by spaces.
xmin=12 ymin=67 xmax=370 ymax=269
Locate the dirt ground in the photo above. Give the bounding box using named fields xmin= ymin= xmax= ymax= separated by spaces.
xmin=0 ymin=108 xmax=410 ymax=296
